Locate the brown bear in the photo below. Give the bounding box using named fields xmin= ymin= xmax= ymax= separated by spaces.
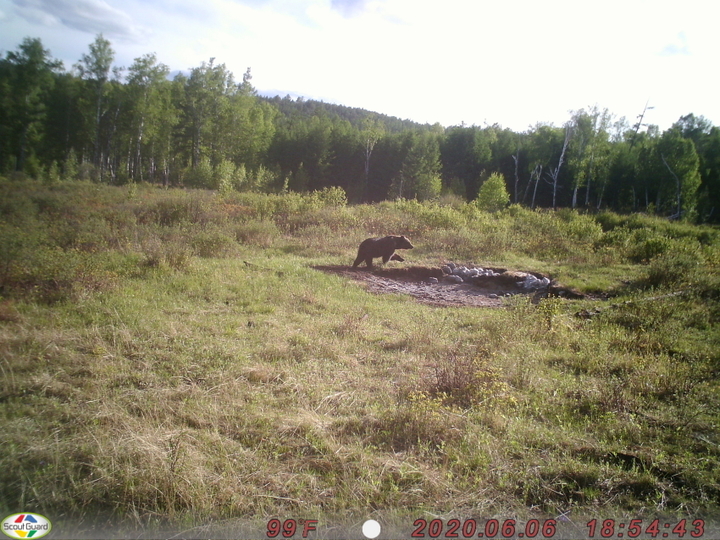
xmin=352 ymin=235 xmax=414 ymax=268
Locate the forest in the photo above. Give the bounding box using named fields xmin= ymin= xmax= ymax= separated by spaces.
xmin=2 ymin=34 xmax=720 ymax=221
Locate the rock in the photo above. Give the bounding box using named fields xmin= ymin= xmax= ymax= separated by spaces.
xmin=428 ymin=277 xmax=439 ymax=284
xmin=444 ymin=275 xmax=463 ymax=284
xmin=441 ymin=265 xmax=453 ymax=275
xmin=453 ymin=267 xmax=474 ymax=282
xmin=517 ymin=273 xmax=551 ymax=291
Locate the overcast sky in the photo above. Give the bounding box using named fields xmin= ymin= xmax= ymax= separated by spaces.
xmin=1 ymin=0 xmax=718 ymax=132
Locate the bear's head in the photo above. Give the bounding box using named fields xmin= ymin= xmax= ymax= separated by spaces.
xmin=393 ymin=235 xmax=414 ymax=250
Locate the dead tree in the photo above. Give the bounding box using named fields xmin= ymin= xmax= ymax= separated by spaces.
xmin=530 ymin=164 xmax=542 ymax=210
xmin=546 ymin=127 xmax=571 ymax=210
xmin=512 ymin=151 xmax=520 ymax=204
xmin=661 ymin=153 xmax=683 ymax=219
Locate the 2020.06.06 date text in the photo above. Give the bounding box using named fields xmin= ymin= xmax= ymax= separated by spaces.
xmin=411 ymin=518 xmax=557 ymax=538
xmin=586 ymin=519 xmax=705 ymax=538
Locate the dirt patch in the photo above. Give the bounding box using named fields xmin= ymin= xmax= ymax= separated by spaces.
xmin=314 ymin=265 xmax=557 ymax=308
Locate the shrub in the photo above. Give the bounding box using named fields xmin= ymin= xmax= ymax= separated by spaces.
xmin=235 ymin=220 xmax=281 ymax=248
xmin=594 ymin=211 xmax=625 ymax=232
xmin=5 ymin=246 xmax=119 ymax=303
xmin=215 ymin=160 xmax=236 ymax=194
xmin=182 ymin=158 xmax=214 ymax=189
xmin=0 ymin=223 xmax=40 ymax=290
xmin=393 ymin=198 xmax=466 ymax=230
xmin=45 ymin=161 xmax=61 ymax=185
xmin=644 ymin=243 xmax=704 ymax=288
xmin=413 ymin=350 xmax=514 ymax=410
xmin=423 ymin=226 xmax=510 ymax=260
xmin=554 ymin=208 xmax=603 ymax=242
xmin=310 ymin=186 xmax=348 ymax=208
xmin=241 ymin=165 xmax=279 ymax=192
xmin=140 ymin=234 xmax=192 ymax=270
xmin=284 ymin=206 xmax=360 ymax=234
xmin=190 ymin=227 xmax=237 ymax=258
xmin=137 ymin=192 xmax=217 ymax=227
xmin=626 ymin=230 xmax=673 ymax=263
xmin=474 ymin=173 xmax=510 ymax=213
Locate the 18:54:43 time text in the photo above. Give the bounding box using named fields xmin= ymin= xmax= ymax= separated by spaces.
xmin=586 ymin=519 xmax=704 ymax=538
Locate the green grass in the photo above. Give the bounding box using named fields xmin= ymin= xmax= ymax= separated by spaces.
xmin=1 ymin=179 xmax=719 ymax=535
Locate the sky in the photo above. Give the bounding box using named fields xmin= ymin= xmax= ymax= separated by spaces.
xmin=1 ymin=0 xmax=718 ymax=133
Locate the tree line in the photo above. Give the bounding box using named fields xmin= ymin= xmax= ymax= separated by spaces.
xmin=2 ymin=35 xmax=719 ymax=222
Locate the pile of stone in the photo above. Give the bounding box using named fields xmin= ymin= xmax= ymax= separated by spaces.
xmin=429 ymin=262 xmax=552 ymax=292
xmin=517 ymin=273 xmax=552 ymax=291
xmin=441 ymin=263 xmax=500 ymax=283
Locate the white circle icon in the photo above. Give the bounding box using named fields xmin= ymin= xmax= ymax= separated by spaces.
xmin=362 ymin=519 xmax=381 ymax=539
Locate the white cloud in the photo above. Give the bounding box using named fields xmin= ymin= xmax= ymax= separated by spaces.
xmin=660 ymin=32 xmax=691 ymax=56
xmin=12 ymin=0 xmax=146 ymax=41
xmin=0 ymin=0 xmax=718 ymax=130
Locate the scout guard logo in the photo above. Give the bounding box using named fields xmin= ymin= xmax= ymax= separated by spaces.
xmin=1 ymin=514 xmax=52 ymax=539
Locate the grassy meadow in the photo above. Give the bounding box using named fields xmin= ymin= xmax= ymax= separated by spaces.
xmin=1 ymin=179 xmax=719 ymax=537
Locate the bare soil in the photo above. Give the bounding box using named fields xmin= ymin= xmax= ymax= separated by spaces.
xmin=313 ymin=265 xmax=578 ymax=308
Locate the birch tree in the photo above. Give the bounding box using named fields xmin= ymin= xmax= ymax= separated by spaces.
xmin=567 ymin=107 xmax=612 ymax=208
xmin=657 ymin=129 xmax=701 ymax=219
xmin=75 ymin=34 xmax=114 ymax=169
xmin=547 ymin=126 xmax=571 ymax=210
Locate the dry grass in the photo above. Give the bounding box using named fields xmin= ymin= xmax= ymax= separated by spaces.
xmin=1 ymin=180 xmax=719 ymax=536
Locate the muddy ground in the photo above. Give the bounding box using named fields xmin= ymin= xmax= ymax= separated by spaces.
xmin=313 ymin=265 xmax=582 ymax=308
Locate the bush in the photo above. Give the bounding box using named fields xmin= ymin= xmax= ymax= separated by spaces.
xmin=423 ymin=226 xmax=510 ymax=260
xmin=594 ymin=211 xmax=719 ymax=246
xmin=190 ymin=227 xmax=237 ymax=258
xmin=140 ymin=233 xmax=192 ymax=270
xmin=627 ymin=231 xmax=673 ymax=263
xmin=594 ymin=211 xmax=625 ymax=232
xmin=137 ymin=192 xmax=218 ymax=227
xmin=416 ymin=350 xmax=514 ymax=410
xmin=2 ymin=246 xmax=121 ymax=303
xmin=235 ymin=220 xmax=281 ymax=248
xmin=0 ymin=222 xmax=41 ymax=290
xmin=309 ymin=186 xmax=348 ymax=207
xmin=393 ymin=198 xmax=466 ymax=230
xmin=215 ymin=160 xmax=236 ymax=194
xmin=644 ymin=242 xmax=704 ymax=288
xmin=182 ymin=159 xmax=214 ymax=189
xmin=474 ymin=173 xmax=510 ymax=213
xmin=555 ymin=208 xmax=604 ymax=242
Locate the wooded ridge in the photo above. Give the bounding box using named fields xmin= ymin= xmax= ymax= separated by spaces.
xmin=2 ymin=35 xmax=719 ymax=222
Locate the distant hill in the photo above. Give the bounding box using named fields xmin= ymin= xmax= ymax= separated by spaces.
xmin=260 ymin=94 xmax=438 ymax=133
